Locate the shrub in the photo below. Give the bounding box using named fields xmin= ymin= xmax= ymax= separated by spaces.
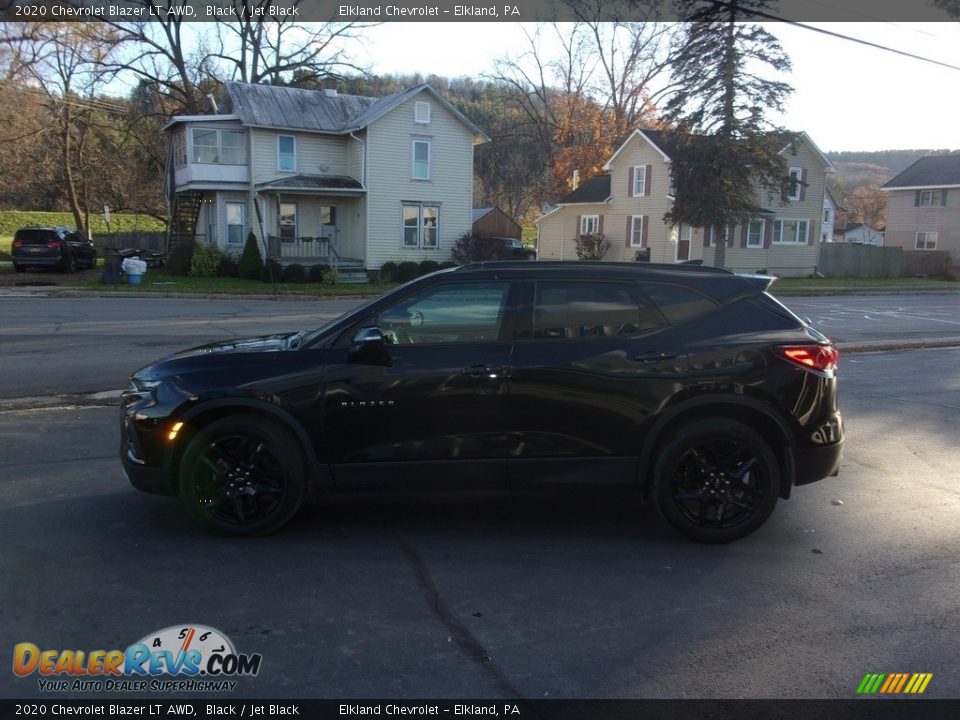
xmin=189 ymin=244 xmax=224 ymax=277
xmin=438 ymin=261 xmax=457 ymax=270
xmin=418 ymin=260 xmax=440 ymax=276
xmin=166 ymin=241 xmax=196 ymax=276
xmin=451 ymin=232 xmax=511 ymax=264
xmin=378 ymin=261 xmax=398 ymax=283
xmin=238 ymin=232 xmax=264 ymax=279
xmin=321 ymin=269 xmax=340 ymax=285
xmin=218 ymin=255 xmax=240 ymax=278
xmin=574 ymin=233 xmax=610 ymax=261
xmin=283 ymin=263 xmax=306 ymax=283
xmin=309 ymin=263 xmax=332 ymax=283
xmin=396 ymin=261 xmax=420 ymax=283
xmin=261 ymin=259 xmax=283 ymax=283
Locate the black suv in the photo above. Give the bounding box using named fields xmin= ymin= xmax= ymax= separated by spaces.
xmin=12 ymin=226 xmax=97 ymax=273
xmin=120 ymin=262 xmax=843 ymax=542
xmin=492 ymin=236 xmax=537 ymax=260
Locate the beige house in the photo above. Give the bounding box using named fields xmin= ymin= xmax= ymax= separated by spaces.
xmin=536 ymin=129 xmax=835 ymax=277
xmin=882 ymin=154 xmax=960 ymax=261
xmin=163 ymin=82 xmax=488 ymax=275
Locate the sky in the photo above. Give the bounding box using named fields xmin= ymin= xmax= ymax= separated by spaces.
xmin=357 ymin=21 xmax=960 ymax=153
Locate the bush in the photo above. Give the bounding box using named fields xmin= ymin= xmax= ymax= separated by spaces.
xmin=218 ymin=255 xmax=240 ymax=278
xmin=189 ymin=244 xmax=224 ymax=277
xmin=283 ymin=263 xmax=306 ymax=283
xmin=396 ymin=261 xmax=420 ymax=283
xmin=438 ymin=261 xmax=457 ymax=270
xmin=321 ymin=269 xmax=340 ymax=285
xmin=418 ymin=260 xmax=440 ymax=277
xmin=451 ymin=232 xmax=511 ymax=264
xmin=166 ymin=241 xmax=196 ymax=276
xmin=238 ymin=232 xmax=264 ymax=279
xmin=378 ymin=261 xmax=398 ymax=283
xmin=574 ymin=233 xmax=610 ymax=261
xmin=309 ymin=263 xmax=332 ymax=282
xmin=261 ymin=259 xmax=283 ymax=283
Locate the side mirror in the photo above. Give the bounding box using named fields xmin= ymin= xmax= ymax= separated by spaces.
xmin=352 ymin=326 xmax=384 ymax=350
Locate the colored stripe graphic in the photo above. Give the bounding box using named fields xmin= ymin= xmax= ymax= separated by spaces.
xmin=857 ymin=672 xmax=932 ymax=694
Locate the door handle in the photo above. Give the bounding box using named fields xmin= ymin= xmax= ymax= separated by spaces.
xmin=461 ymin=364 xmax=504 ymax=378
xmin=632 ymin=351 xmax=677 ymax=363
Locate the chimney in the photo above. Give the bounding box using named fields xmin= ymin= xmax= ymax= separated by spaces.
xmin=322 ymin=77 xmax=338 ymax=98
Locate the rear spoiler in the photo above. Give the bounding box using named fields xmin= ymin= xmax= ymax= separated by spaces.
xmin=736 ymin=273 xmax=777 ymax=292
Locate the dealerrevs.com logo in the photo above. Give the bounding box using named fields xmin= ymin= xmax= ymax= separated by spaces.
xmin=12 ymin=624 xmax=262 ymax=693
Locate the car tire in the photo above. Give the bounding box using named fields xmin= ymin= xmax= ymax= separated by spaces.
xmin=13 ymin=264 xmax=26 ymax=273
xmin=62 ymin=254 xmax=77 ymax=273
xmin=652 ymin=419 xmax=780 ymax=543
xmin=179 ymin=415 xmax=308 ymax=536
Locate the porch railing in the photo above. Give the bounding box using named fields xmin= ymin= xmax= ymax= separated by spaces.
xmin=266 ymin=235 xmax=342 ymax=266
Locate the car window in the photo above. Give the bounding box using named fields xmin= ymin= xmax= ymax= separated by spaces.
xmin=532 ymin=281 xmax=664 ymax=340
xmin=511 ymin=239 xmax=524 ymax=248
xmin=640 ymin=283 xmax=718 ymax=326
xmin=377 ymin=282 xmax=509 ymax=345
xmin=14 ymin=229 xmax=57 ymax=245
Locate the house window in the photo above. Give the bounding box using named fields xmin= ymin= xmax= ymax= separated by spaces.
xmin=279 ymin=203 xmax=297 ymax=241
xmin=225 ymin=202 xmax=245 ymax=245
xmin=402 ymin=204 xmax=440 ymax=248
xmin=278 ymin=135 xmax=296 ymax=172
xmin=191 ymin=128 xmax=246 ymax=165
xmin=823 ymin=208 xmax=831 ymax=224
xmin=412 ymin=139 xmax=431 ymax=180
xmin=747 ymin=219 xmax=765 ymax=248
xmin=917 ymin=190 xmax=944 ymax=207
xmin=916 ymin=231 xmax=938 ymax=249
xmin=633 ymin=166 xmax=647 ymax=196
xmin=788 ymin=166 xmax=803 ymax=201
xmin=415 ymin=101 xmax=431 ymax=124
xmin=773 ymin=219 xmax=809 ymax=245
xmin=708 ymin=226 xmax=729 ymax=247
xmin=580 ymin=215 xmax=599 ymax=236
xmin=630 ymin=215 xmax=644 ymax=247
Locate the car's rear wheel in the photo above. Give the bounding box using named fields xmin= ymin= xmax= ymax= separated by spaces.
xmin=13 ymin=264 xmax=25 ymax=273
xmin=62 ymin=254 xmax=76 ymax=273
xmin=179 ymin=415 xmax=307 ymax=536
xmin=653 ymin=419 xmax=780 ymax=543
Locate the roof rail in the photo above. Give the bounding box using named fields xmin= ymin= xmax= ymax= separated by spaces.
xmin=459 ymin=260 xmax=733 ymax=275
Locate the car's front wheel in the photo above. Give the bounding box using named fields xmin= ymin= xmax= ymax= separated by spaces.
xmin=653 ymin=419 xmax=780 ymax=543
xmin=179 ymin=415 xmax=308 ymax=535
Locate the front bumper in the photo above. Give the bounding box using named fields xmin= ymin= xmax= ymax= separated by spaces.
xmin=121 ymin=454 xmax=177 ymax=496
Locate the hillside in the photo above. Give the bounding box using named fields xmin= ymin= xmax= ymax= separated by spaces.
xmin=826 ymin=149 xmax=959 ymax=193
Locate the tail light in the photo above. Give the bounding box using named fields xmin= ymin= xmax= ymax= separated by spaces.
xmin=13 ymin=239 xmax=22 ymax=248
xmin=47 ymin=240 xmax=63 ymax=248
xmin=778 ymin=345 xmax=839 ymax=373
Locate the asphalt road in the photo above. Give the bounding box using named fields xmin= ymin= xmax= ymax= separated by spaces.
xmin=0 ymin=292 xmax=957 ymax=399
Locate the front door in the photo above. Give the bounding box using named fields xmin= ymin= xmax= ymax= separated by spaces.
xmin=319 ymin=205 xmax=337 ymax=257
xmin=676 ymin=225 xmax=691 ymax=262
xmin=320 ymin=280 xmax=517 ymax=490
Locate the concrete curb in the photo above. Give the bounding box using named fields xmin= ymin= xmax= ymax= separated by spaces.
xmin=0 ymin=389 xmax=123 ymax=412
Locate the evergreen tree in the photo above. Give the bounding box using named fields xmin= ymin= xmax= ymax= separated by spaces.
xmin=662 ymin=1 xmax=796 ymax=268
xmin=238 ymin=232 xmax=264 ymax=280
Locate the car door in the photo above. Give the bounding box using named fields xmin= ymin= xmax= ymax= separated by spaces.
xmin=320 ymin=280 xmax=518 ymax=490
xmin=505 ymin=279 xmax=690 ymax=488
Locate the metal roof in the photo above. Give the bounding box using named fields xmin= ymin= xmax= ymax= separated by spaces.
xmin=255 ymin=174 xmax=365 ymax=192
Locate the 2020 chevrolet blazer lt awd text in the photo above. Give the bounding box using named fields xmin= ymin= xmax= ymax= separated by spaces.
xmin=120 ymin=262 xmax=843 ymax=542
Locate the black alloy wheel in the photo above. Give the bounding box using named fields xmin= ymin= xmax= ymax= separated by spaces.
xmin=179 ymin=416 xmax=307 ymax=535
xmin=653 ymin=419 xmax=780 ymax=543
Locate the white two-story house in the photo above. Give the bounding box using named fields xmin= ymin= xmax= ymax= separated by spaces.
xmin=536 ymin=129 xmax=835 ymax=276
xmin=163 ymin=81 xmax=488 ymax=273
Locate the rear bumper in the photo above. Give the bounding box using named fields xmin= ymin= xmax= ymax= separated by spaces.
xmin=12 ymin=255 xmax=62 ymax=267
xmin=794 ymin=440 xmax=843 ymax=486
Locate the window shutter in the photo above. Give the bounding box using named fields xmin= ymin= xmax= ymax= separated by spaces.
xmin=576 ymin=215 xmax=582 ymax=239
xmin=799 ymin=168 xmax=807 ymax=201
xmin=625 ymin=216 xmax=632 ymax=247
xmin=628 ymin=167 xmax=634 ymax=198
xmin=807 ymin=220 xmax=815 ymax=245
xmin=915 ymin=190 xmax=921 ymax=207
xmin=764 ymin=220 xmax=773 ymax=249
xmin=740 ymin=223 xmax=748 ymax=248
xmin=598 ymin=215 xmax=604 ymax=236
xmin=641 ymin=216 xmax=648 ymax=247
xmin=644 ymin=165 xmax=652 ymax=196
xmin=942 ymin=190 xmax=948 ymax=207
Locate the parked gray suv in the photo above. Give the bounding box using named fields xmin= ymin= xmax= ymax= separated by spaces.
xmin=12 ymin=226 xmax=97 ymax=273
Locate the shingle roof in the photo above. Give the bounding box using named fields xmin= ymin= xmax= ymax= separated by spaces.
xmin=558 ymin=175 xmax=611 ymax=204
xmin=883 ymin=154 xmax=960 ymax=188
xmin=255 ymin=174 xmax=364 ymax=191
xmin=472 ymin=207 xmax=494 ymax=223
